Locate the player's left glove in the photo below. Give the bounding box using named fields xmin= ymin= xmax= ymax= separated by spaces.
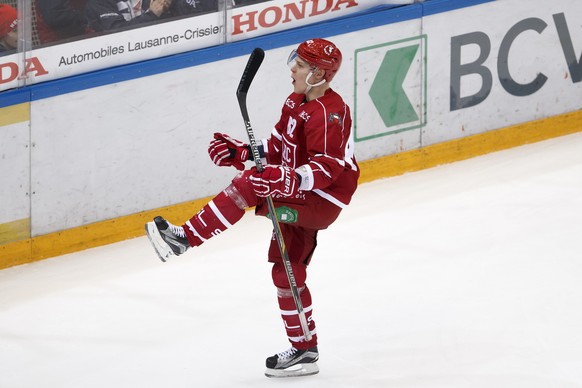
xmin=208 ymin=132 xmax=250 ymax=170
xmin=249 ymin=165 xmax=299 ymax=197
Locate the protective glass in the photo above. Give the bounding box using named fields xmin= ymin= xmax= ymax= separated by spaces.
xmin=287 ymin=49 xmax=298 ymax=68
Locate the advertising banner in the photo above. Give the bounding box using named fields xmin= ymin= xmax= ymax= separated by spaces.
xmin=0 ymin=12 xmax=224 ymax=92
xmin=423 ymin=0 xmax=582 ymax=145
xmin=227 ymin=0 xmax=413 ymax=41
xmin=0 ymin=1 xmax=414 ymax=92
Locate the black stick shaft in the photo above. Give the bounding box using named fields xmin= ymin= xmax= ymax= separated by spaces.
xmin=236 ymin=48 xmax=312 ymax=342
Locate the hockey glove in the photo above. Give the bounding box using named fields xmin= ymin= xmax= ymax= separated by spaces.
xmin=208 ymin=132 xmax=250 ymax=170
xmin=249 ymin=165 xmax=299 ymax=197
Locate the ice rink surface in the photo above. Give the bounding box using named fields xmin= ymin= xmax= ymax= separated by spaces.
xmin=1 ymin=132 xmax=582 ymax=388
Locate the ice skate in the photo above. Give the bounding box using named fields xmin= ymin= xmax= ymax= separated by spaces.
xmin=145 ymin=216 xmax=189 ymax=262
xmin=264 ymin=346 xmax=319 ymax=378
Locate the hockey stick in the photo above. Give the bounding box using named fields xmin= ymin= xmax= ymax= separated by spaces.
xmin=236 ymin=48 xmax=312 ymax=342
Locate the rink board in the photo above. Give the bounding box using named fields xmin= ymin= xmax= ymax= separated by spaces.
xmin=1 ymin=0 xmax=582 ymax=268
xmin=2 ymin=108 xmax=581 ymax=269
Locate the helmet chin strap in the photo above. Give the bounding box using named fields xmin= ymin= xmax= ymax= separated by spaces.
xmin=303 ymin=69 xmax=326 ymax=94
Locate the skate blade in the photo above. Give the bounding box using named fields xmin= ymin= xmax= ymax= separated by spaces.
xmin=144 ymin=222 xmax=173 ymax=262
xmin=264 ymin=363 xmax=319 ymax=378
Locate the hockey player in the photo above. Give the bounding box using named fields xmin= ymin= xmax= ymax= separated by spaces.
xmin=146 ymin=38 xmax=359 ymax=377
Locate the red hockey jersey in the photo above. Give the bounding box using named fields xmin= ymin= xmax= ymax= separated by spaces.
xmin=264 ymin=89 xmax=359 ymax=208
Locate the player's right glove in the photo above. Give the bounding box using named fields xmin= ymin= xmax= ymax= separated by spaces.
xmin=249 ymin=165 xmax=299 ymax=197
xmin=208 ymin=132 xmax=250 ymax=171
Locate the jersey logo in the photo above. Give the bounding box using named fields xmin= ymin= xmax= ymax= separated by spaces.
xmin=328 ymin=112 xmax=341 ymax=125
xmin=281 ymin=140 xmax=297 ymax=167
xmin=299 ymin=110 xmax=310 ymax=121
xmin=267 ymin=206 xmax=298 ymax=224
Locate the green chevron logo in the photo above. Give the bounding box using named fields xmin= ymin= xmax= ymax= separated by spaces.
xmin=369 ymin=45 xmax=419 ymax=127
xmin=354 ymin=35 xmax=427 ymax=141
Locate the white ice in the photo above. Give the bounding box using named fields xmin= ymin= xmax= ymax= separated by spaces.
xmin=1 ymin=132 xmax=582 ymax=388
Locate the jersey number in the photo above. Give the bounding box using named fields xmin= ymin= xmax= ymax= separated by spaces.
xmin=286 ymin=117 xmax=297 ymax=138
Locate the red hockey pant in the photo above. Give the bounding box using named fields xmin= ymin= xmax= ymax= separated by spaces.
xmin=182 ymin=170 xmax=342 ymax=349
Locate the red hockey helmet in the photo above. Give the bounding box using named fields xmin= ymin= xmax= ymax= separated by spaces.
xmin=0 ymin=4 xmax=18 ymax=38
xmin=291 ymin=38 xmax=342 ymax=82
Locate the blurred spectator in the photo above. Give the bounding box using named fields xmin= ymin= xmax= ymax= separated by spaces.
xmin=86 ymin=0 xmax=172 ymax=32
xmin=170 ymin=0 xmax=217 ymax=17
xmin=35 ymin=0 xmax=91 ymax=44
xmin=0 ymin=4 xmax=18 ymax=54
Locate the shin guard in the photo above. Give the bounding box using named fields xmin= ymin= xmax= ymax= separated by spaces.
xmin=182 ymin=189 xmax=245 ymax=247
xmin=277 ymin=286 xmax=317 ymax=350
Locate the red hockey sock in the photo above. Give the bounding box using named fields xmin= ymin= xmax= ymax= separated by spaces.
xmin=277 ymin=285 xmax=317 ymax=350
xmin=182 ymin=190 xmax=245 ymax=247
